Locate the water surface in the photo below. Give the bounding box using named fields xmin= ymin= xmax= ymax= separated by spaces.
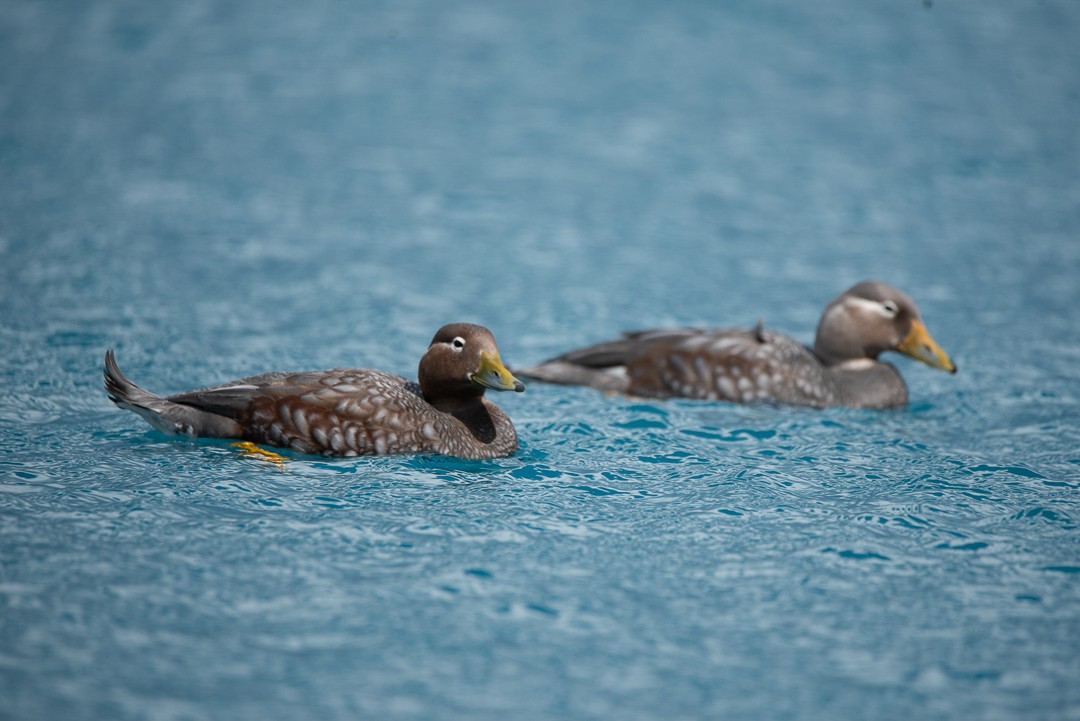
xmin=1 ymin=1 xmax=1079 ymax=719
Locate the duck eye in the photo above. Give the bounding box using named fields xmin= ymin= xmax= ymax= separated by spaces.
xmin=451 ymin=337 xmax=466 ymax=351
xmin=882 ymin=300 xmax=899 ymax=316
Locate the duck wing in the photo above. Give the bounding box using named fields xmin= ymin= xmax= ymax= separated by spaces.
xmin=624 ymin=327 xmax=837 ymax=405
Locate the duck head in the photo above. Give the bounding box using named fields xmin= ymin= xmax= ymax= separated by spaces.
xmin=813 ymin=281 xmax=956 ymax=373
xmin=418 ymin=323 xmax=526 ymax=405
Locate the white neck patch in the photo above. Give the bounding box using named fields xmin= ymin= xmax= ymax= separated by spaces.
xmin=841 ymin=296 xmax=895 ymax=318
xmin=834 ymin=358 xmax=877 ymax=371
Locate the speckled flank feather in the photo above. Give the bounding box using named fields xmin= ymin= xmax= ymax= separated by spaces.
xmin=518 ymin=281 xmax=955 ymax=409
xmin=104 ymin=323 xmax=523 ymax=459
xmin=216 ymin=368 xmax=517 ymax=458
xmin=623 ymin=328 xmax=841 ymax=407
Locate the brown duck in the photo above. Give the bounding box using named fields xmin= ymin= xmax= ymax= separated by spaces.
xmin=519 ymin=281 xmax=956 ymax=409
xmin=104 ymin=323 xmax=525 ymax=458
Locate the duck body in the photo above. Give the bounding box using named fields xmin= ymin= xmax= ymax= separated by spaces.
xmin=519 ymin=281 xmax=956 ymax=409
xmin=105 ymin=323 xmax=525 ymax=459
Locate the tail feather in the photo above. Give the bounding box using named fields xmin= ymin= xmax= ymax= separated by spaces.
xmin=104 ymin=350 xmax=153 ymax=408
xmin=515 ymin=335 xmax=635 ymax=392
xmin=533 ymin=328 xmax=702 ymax=368
xmin=514 ymin=359 xmax=629 ymax=392
xmin=516 ymin=329 xmax=708 ymax=393
xmin=103 ymin=351 xmax=243 ymax=438
xmin=548 ymin=336 xmax=635 ymax=368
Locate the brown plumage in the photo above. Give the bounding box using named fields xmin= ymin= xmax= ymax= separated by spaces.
xmin=518 ymin=281 xmax=956 ymax=409
xmin=104 ymin=323 xmax=525 ymax=458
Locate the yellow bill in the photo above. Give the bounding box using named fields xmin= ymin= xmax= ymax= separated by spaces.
xmin=897 ymin=319 xmax=957 ymax=373
xmin=471 ymin=350 xmax=526 ymax=392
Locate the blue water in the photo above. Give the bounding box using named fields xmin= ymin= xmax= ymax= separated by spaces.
xmin=2 ymin=1 xmax=1079 ymax=719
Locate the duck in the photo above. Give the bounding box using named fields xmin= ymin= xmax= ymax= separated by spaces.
xmin=518 ymin=281 xmax=956 ymax=409
xmin=104 ymin=323 xmax=526 ymax=458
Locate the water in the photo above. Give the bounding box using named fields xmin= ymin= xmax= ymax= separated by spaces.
xmin=2 ymin=1 xmax=1079 ymax=719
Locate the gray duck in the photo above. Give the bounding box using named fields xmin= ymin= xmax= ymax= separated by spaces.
xmin=518 ymin=281 xmax=956 ymax=409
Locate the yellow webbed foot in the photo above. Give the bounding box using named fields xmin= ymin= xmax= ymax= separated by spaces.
xmin=231 ymin=441 xmax=287 ymax=468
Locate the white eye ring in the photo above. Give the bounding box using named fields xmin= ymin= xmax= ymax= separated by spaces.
xmin=450 ymin=337 xmax=466 ymax=352
xmin=882 ymin=300 xmax=899 ymax=316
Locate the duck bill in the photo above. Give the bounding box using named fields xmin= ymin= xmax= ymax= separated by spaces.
xmin=471 ymin=351 xmax=527 ymax=392
xmin=897 ymin=319 xmax=957 ymax=373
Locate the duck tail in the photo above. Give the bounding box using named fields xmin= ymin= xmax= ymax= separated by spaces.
xmin=104 ymin=350 xmax=163 ymax=413
xmin=514 ymin=336 xmax=636 ymax=392
xmin=103 ymin=350 xmax=242 ymax=438
xmin=514 ymin=359 xmax=630 ymax=392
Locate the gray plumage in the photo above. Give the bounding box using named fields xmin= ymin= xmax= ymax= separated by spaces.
xmin=518 ymin=281 xmax=956 ymax=409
